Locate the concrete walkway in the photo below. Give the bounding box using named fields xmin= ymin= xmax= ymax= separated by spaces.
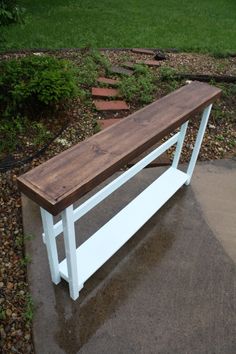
xmin=22 ymin=159 xmax=236 ymax=354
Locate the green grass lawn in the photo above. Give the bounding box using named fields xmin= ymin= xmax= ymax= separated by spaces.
xmin=2 ymin=0 xmax=236 ymax=54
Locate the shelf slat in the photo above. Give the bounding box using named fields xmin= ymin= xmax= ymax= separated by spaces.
xmin=59 ymin=167 xmax=188 ymax=284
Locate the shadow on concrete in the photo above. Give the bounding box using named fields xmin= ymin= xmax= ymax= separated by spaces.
xmin=54 ymin=211 xmax=175 ymax=352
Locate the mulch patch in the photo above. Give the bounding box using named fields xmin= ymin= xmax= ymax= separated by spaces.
xmin=0 ymin=48 xmax=236 ymax=354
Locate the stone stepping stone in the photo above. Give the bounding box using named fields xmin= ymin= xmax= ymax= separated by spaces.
xmin=122 ymin=62 xmax=135 ymax=69
xmin=94 ymin=100 xmax=129 ymax=111
xmin=92 ymin=87 xmax=120 ymax=98
xmin=127 ymin=142 xmax=170 ymax=168
xmin=136 ymin=59 xmax=160 ymax=67
xmin=132 ymin=48 xmax=155 ymax=55
xmin=97 ymin=77 xmax=120 ymax=86
xmin=98 ymin=118 xmax=123 ymax=130
xmin=109 ymin=65 xmax=133 ymax=76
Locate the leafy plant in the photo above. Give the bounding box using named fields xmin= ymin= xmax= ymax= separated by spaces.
xmin=77 ymin=56 xmax=99 ymax=87
xmin=24 ymin=293 xmax=34 ymax=325
xmin=0 ymin=55 xmax=79 ymax=119
xmin=0 ymin=115 xmax=53 ymax=156
xmin=133 ymin=64 xmax=152 ymax=76
xmin=218 ymin=83 xmax=236 ymax=98
xmin=0 ymin=0 xmax=24 ymax=46
xmin=15 ymin=233 xmax=35 ymax=249
xmin=32 ymin=122 xmax=52 ymax=146
xmin=215 ymin=134 xmax=225 ymax=141
xmin=93 ymin=119 xmax=101 ymax=134
xmin=157 ymin=66 xmax=181 ymax=93
xmin=159 ymin=66 xmax=177 ymax=81
xmin=118 ymin=64 xmax=156 ymax=104
xmin=228 ymin=84 xmax=236 ymax=96
xmin=90 ymin=49 xmax=110 ymax=71
xmin=0 ymin=115 xmax=25 ymax=153
xmin=20 ymin=254 xmax=32 ymax=267
xmin=77 ymin=49 xmax=110 ymax=88
xmin=0 ymin=0 xmax=24 ymax=26
xmin=212 ymin=105 xmax=223 ymax=120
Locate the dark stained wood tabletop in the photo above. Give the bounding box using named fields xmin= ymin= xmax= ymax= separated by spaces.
xmin=17 ymin=81 xmax=221 ymax=215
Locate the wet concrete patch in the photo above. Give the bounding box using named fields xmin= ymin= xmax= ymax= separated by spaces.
xmin=22 ymin=165 xmax=236 ymax=354
xmin=191 ymin=158 xmax=236 ymax=262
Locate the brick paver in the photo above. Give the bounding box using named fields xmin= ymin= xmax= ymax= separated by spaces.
xmin=97 ymin=77 xmax=120 ymax=86
xmin=94 ymin=100 xmax=129 ymax=111
xmin=136 ymin=60 xmax=160 ymax=67
xmin=132 ymin=48 xmax=155 ymax=55
xmin=92 ymin=87 xmax=120 ymax=98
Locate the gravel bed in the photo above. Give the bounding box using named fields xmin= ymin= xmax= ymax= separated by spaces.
xmin=102 ymin=50 xmax=236 ymax=76
xmin=0 ymin=49 xmax=236 ymax=353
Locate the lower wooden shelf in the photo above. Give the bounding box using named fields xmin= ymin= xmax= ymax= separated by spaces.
xmin=59 ymin=167 xmax=188 ymax=285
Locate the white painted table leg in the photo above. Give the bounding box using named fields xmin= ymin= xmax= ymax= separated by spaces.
xmin=186 ymin=104 xmax=212 ymax=185
xmin=62 ymin=205 xmax=80 ymax=300
xmin=172 ymin=121 xmax=189 ymax=169
xmin=40 ymin=208 xmax=61 ymax=284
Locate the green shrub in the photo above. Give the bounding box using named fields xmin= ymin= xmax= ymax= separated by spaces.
xmin=0 ymin=0 xmax=24 ymax=25
xmin=90 ymin=49 xmax=110 ymax=71
xmin=157 ymin=66 xmax=181 ymax=93
xmin=119 ymin=64 xmax=156 ymax=104
xmin=0 ymin=55 xmax=80 ymax=119
xmin=23 ymin=293 xmax=34 ymax=325
xmin=0 ymin=116 xmax=21 ymax=153
xmin=77 ymin=49 xmax=110 ymax=87
xmin=77 ymin=55 xmax=99 ymax=87
xmin=159 ymin=66 xmax=177 ymax=81
xmin=0 ymin=115 xmax=52 ymax=155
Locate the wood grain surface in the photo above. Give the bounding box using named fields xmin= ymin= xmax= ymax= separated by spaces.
xmin=17 ymin=82 xmax=221 ymax=215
